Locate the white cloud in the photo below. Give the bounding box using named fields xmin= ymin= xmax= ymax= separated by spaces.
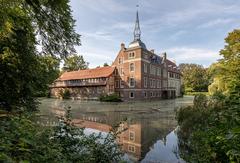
xmin=165 ymin=47 xmax=221 ymax=67
xmin=198 ymin=18 xmax=235 ymax=28
xmin=72 ymin=0 xmax=130 ymax=13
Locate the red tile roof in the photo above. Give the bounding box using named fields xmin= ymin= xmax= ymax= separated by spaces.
xmin=57 ymin=66 xmax=115 ymax=81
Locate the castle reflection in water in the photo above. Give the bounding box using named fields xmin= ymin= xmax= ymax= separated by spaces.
xmin=38 ymin=98 xmax=192 ymax=162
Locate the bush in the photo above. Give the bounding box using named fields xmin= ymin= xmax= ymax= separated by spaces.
xmin=0 ymin=107 xmax=123 ymax=162
xmin=59 ymin=89 xmax=71 ymax=99
xmin=176 ymin=93 xmax=240 ymax=163
xmin=99 ymin=94 xmax=122 ymax=102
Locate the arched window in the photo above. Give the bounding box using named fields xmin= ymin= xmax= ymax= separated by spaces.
xmin=129 ymin=63 xmax=134 ymax=72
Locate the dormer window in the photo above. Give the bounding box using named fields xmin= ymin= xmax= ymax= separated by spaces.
xmin=128 ymin=52 xmax=135 ymax=59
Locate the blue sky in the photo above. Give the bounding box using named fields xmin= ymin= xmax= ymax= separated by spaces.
xmin=69 ymin=0 xmax=240 ymax=68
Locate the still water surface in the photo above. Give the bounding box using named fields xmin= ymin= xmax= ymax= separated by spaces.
xmin=38 ymin=96 xmax=193 ymax=163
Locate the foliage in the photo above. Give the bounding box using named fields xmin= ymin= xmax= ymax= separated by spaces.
xmin=0 ymin=114 xmax=62 ymax=162
xmin=103 ymin=62 xmax=109 ymax=67
xmin=52 ymin=107 xmax=123 ymax=162
xmin=177 ymin=94 xmax=240 ymax=163
xmin=184 ymin=91 xmax=208 ymax=96
xmin=177 ymin=29 xmax=240 ymax=163
xmin=0 ymin=107 xmax=123 ymax=162
xmin=179 ymin=63 xmax=210 ymax=92
xmin=35 ymin=55 xmax=60 ymax=97
xmin=59 ymin=89 xmax=71 ymax=99
xmin=208 ymin=29 xmax=240 ymax=98
xmin=99 ymin=94 xmax=122 ymax=102
xmin=0 ymin=0 xmax=80 ymax=111
xmin=62 ymin=54 xmax=88 ymax=72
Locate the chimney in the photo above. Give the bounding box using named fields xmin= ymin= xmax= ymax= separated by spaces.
xmin=162 ymin=52 xmax=167 ymax=60
xmin=121 ymin=43 xmax=125 ymax=49
xmin=150 ymin=49 xmax=155 ymax=53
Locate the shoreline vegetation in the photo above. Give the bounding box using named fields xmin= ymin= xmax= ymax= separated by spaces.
xmin=0 ymin=0 xmax=239 ymax=162
xmin=176 ymin=29 xmax=240 ymax=162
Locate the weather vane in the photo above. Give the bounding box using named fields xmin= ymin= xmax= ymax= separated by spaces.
xmin=136 ymin=0 xmax=140 ymax=8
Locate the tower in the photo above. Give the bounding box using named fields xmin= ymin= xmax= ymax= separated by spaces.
xmin=129 ymin=5 xmax=146 ymax=49
xmin=134 ymin=8 xmax=141 ymax=41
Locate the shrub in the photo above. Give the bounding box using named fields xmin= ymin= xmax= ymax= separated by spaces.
xmin=99 ymin=94 xmax=122 ymax=102
xmin=59 ymin=89 xmax=71 ymax=99
xmin=0 ymin=107 xmax=123 ymax=162
xmin=176 ymin=94 xmax=240 ymax=162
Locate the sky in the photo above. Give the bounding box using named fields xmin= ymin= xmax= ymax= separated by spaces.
xmin=69 ymin=0 xmax=240 ymax=68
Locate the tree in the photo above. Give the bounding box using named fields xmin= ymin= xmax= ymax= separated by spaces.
xmin=179 ymin=63 xmax=209 ymax=92
xmin=103 ymin=62 xmax=109 ymax=67
xmin=35 ymin=55 xmax=61 ymax=97
xmin=0 ymin=0 xmax=80 ymax=111
xmin=208 ymin=29 xmax=240 ymax=99
xmin=177 ymin=29 xmax=240 ymax=163
xmin=62 ymin=54 xmax=88 ymax=72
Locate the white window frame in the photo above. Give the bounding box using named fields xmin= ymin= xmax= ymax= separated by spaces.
xmin=128 ymin=145 xmax=135 ymax=152
xmin=129 ymin=92 xmax=135 ymax=98
xmin=129 ymin=131 xmax=135 ymax=141
xmin=144 ymin=63 xmax=148 ymax=73
xmin=129 ymin=77 xmax=135 ymax=88
xmin=129 ymin=62 xmax=135 ymax=72
xmin=144 ymin=91 xmax=147 ymax=98
xmin=144 ymin=77 xmax=148 ymax=88
xmin=120 ymin=80 xmax=124 ymax=88
xmin=153 ymin=79 xmax=155 ymax=88
xmin=128 ymin=52 xmax=135 ymax=59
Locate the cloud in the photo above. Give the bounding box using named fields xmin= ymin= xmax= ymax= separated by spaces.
xmin=168 ymin=30 xmax=187 ymax=41
xmin=198 ymin=18 xmax=235 ymax=28
xmin=71 ymin=0 xmax=130 ymax=13
xmin=81 ymin=31 xmax=114 ymax=41
xmin=165 ymin=47 xmax=221 ymax=67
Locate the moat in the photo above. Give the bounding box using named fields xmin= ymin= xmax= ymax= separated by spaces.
xmin=38 ymin=96 xmax=193 ymax=162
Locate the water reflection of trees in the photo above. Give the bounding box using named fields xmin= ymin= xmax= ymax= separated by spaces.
xmin=42 ymin=108 xmax=177 ymax=161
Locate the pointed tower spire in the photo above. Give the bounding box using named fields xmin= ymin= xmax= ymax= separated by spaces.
xmin=134 ymin=5 xmax=141 ymax=41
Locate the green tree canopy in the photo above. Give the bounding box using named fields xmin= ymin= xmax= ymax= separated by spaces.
xmin=208 ymin=29 xmax=240 ymax=99
xmin=0 ymin=0 xmax=80 ymax=111
xmin=62 ymin=54 xmax=88 ymax=72
xmin=103 ymin=62 xmax=109 ymax=67
xmin=179 ymin=63 xmax=209 ymax=92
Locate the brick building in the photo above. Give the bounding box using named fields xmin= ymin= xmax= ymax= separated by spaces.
xmin=50 ymin=10 xmax=181 ymax=100
xmin=50 ymin=66 xmax=116 ymax=99
xmin=111 ymin=10 xmax=181 ymax=100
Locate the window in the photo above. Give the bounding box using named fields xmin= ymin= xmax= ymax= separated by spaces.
xmin=157 ymin=67 xmax=161 ymax=76
xmin=128 ymin=145 xmax=135 ymax=152
xmin=115 ymin=80 xmax=119 ymax=88
xmin=144 ymin=63 xmax=148 ymax=73
xmin=129 ymin=131 xmax=135 ymax=141
xmin=150 ymin=92 xmax=153 ymax=97
xmin=118 ymin=57 xmax=124 ymax=64
xmin=144 ymin=77 xmax=148 ymax=88
xmin=129 ymin=63 xmax=134 ymax=72
xmin=129 ymin=92 xmax=134 ymax=98
xmin=152 ymin=79 xmax=155 ymax=88
xmin=120 ymin=80 xmax=124 ymax=88
xmin=150 ymin=65 xmax=156 ymax=75
xmin=153 ymin=92 xmax=155 ymax=97
xmin=128 ymin=52 xmax=135 ymax=59
xmin=129 ymin=77 xmax=135 ymax=87
xmin=149 ymin=78 xmax=152 ymax=88
xmin=144 ymin=91 xmax=147 ymax=98
xmin=157 ymin=80 xmax=160 ymax=88
xmin=120 ymin=67 xmax=124 ymax=76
